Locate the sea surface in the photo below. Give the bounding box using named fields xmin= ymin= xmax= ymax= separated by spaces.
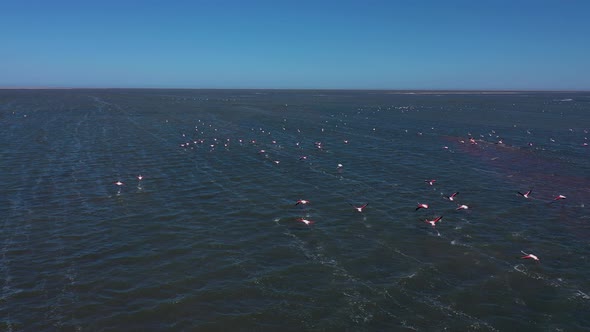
xmin=1 ymin=89 xmax=589 ymax=331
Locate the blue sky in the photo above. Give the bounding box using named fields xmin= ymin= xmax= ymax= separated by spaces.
xmin=1 ymin=1 xmax=589 ymax=90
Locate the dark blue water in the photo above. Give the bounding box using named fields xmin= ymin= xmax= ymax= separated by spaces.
xmin=1 ymin=89 xmax=589 ymax=331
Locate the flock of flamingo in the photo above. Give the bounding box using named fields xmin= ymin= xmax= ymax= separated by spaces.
xmin=291 ymin=174 xmax=567 ymax=263
xmin=112 ymin=110 xmax=586 ymax=266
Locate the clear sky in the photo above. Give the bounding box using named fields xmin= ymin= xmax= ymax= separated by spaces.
xmin=1 ymin=0 xmax=589 ymax=90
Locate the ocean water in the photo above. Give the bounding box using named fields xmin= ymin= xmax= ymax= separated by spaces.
xmin=1 ymin=89 xmax=589 ymax=331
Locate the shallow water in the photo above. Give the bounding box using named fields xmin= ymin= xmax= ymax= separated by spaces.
xmin=1 ymin=89 xmax=589 ymax=331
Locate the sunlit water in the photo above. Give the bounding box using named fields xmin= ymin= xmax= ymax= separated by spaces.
xmin=1 ymin=89 xmax=589 ymax=331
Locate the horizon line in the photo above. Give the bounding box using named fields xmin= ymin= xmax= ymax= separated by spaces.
xmin=0 ymin=86 xmax=588 ymax=93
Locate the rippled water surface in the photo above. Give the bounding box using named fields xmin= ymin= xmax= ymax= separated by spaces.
xmin=1 ymin=89 xmax=590 ymax=331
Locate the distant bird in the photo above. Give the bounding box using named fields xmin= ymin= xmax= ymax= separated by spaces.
xmin=517 ymin=190 xmax=532 ymax=198
xmin=554 ymin=194 xmax=566 ymax=201
xmin=337 ymin=163 xmax=343 ymax=169
xmin=415 ymin=203 xmax=429 ymax=211
xmin=521 ymin=251 xmax=539 ymax=261
xmin=425 ymin=179 xmax=436 ymax=186
xmin=137 ymin=175 xmax=143 ymax=181
xmin=444 ymin=192 xmax=459 ymax=201
xmin=295 ymin=199 xmax=310 ymax=206
xmin=456 ymin=204 xmax=469 ymax=210
xmin=297 ymin=218 xmax=314 ymax=225
xmin=351 ymin=203 xmax=368 ymax=212
xmin=299 ymin=156 xmax=308 ymax=161
xmin=114 ymin=180 xmax=124 ymax=195
xmin=425 ymin=216 xmax=443 ymax=227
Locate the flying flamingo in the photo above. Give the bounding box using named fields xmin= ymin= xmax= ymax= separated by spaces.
xmin=415 ymin=203 xmax=429 ymax=211
xmin=444 ymin=192 xmax=459 ymax=201
xmin=521 ymin=251 xmax=539 ymax=261
xmin=425 ymin=216 xmax=443 ymax=227
xmin=295 ymin=199 xmax=310 ymax=206
xmin=351 ymin=203 xmax=368 ymax=212
xmin=136 ymin=175 xmax=144 ymax=189
xmin=296 ymin=218 xmax=314 ymax=226
xmin=114 ymin=180 xmax=124 ymax=195
xmin=517 ymin=190 xmax=532 ymax=198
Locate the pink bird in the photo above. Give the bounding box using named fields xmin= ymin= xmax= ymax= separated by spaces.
xmin=456 ymin=204 xmax=469 ymax=210
xmin=351 ymin=203 xmax=369 ymax=212
xmin=554 ymin=194 xmax=566 ymax=201
xmin=425 ymin=216 xmax=443 ymax=227
xmin=521 ymin=251 xmax=539 ymax=261
xmin=297 ymin=218 xmax=314 ymax=225
xmin=415 ymin=203 xmax=429 ymax=211
xmin=295 ymin=199 xmax=310 ymax=206
xmin=425 ymin=179 xmax=436 ymax=186
xmin=517 ymin=190 xmax=532 ymax=198
xmin=137 ymin=175 xmax=143 ymax=181
xmin=444 ymin=192 xmax=459 ymax=201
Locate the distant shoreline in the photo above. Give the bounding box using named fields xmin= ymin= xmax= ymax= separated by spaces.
xmin=0 ymin=87 xmax=587 ymax=94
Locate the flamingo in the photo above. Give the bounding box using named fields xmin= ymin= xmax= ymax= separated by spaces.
xmin=425 ymin=216 xmax=443 ymax=227
xmin=297 ymin=218 xmax=314 ymax=225
xmin=415 ymin=203 xmax=429 ymax=211
xmin=444 ymin=192 xmax=459 ymax=201
xmin=521 ymin=251 xmax=539 ymax=261
xmin=352 ymin=203 xmax=368 ymax=213
xmin=517 ymin=190 xmax=532 ymax=199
